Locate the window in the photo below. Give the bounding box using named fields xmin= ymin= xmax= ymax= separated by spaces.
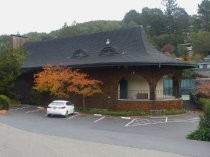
xmin=207 ymin=64 xmax=210 ymax=69
xmin=71 ymin=49 xmax=88 ymax=58
xmin=199 ymin=64 xmax=203 ymax=69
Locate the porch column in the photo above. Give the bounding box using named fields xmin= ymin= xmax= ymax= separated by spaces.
xmin=149 ymin=72 xmax=157 ymax=100
xmin=172 ymin=76 xmax=181 ymax=98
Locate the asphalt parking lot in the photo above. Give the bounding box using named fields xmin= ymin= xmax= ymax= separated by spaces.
xmin=0 ymin=105 xmax=210 ymax=157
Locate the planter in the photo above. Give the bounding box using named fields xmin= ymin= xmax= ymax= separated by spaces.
xmin=0 ymin=110 xmax=8 ymax=115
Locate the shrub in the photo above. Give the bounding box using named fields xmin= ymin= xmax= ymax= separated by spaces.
xmin=0 ymin=95 xmax=11 ymax=110
xmin=187 ymin=128 xmax=210 ymax=141
xmin=198 ymin=98 xmax=210 ymax=110
xmin=75 ymin=107 xmax=147 ymax=116
xmin=187 ymin=99 xmax=210 ymax=141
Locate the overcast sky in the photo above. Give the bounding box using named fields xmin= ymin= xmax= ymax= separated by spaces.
xmin=0 ymin=0 xmax=202 ymax=35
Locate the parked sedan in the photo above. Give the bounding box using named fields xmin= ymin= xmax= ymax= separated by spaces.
xmin=47 ymin=100 xmax=74 ymax=117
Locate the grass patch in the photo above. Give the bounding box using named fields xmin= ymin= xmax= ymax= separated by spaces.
xmin=164 ymin=108 xmax=187 ymax=115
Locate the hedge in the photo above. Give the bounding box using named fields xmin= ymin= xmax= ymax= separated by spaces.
xmin=0 ymin=95 xmax=11 ymax=110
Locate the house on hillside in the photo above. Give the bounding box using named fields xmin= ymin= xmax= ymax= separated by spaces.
xmin=15 ymin=26 xmax=195 ymax=111
xmin=195 ymin=53 xmax=210 ymax=77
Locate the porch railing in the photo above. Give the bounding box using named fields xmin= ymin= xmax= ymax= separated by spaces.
xmin=118 ymin=89 xmax=177 ymax=100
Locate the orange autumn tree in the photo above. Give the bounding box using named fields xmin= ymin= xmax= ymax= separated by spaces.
xmin=33 ymin=65 xmax=103 ymax=109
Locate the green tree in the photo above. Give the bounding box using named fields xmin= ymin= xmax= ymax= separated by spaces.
xmin=0 ymin=47 xmax=27 ymax=97
xmin=198 ymin=0 xmax=210 ymax=31
xmin=173 ymin=7 xmax=190 ymax=33
xmin=123 ymin=10 xmax=141 ymax=27
xmin=0 ymin=35 xmax=10 ymax=52
xmin=141 ymin=7 xmax=166 ymax=36
xmin=190 ymin=31 xmax=210 ymax=55
xmin=161 ymin=0 xmax=178 ymax=34
xmin=23 ymin=32 xmax=53 ymax=42
xmin=50 ymin=20 xmax=123 ymax=38
xmin=151 ymin=33 xmax=184 ymax=50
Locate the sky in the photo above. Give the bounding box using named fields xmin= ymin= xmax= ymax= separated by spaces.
xmin=0 ymin=0 xmax=203 ymax=35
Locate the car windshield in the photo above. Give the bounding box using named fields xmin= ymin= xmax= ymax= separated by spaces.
xmin=50 ymin=102 xmax=65 ymax=106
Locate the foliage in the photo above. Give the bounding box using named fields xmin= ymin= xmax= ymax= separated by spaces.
xmin=191 ymin=53 xmax=203 ymax=62
xmin=23 ymin=32 xmax=54 ymax=42
xmin=182 ymin=69 xmax=197 ymax=79
xmin=0 ymin=95 xmax=11 ymax=110
xmin=50 ymin=20 xmax=123 ymax=38
xmin=194 ymin=78 xmax=210 ymax=97
xmin=160 ymin=43 xmax=175 ymax=53
xmin=76 ymin=107 xmax=147 ymax=116
xmin=76 ymin=108 xmax=186 ymax=116
xmin=151 ymin=33 xmax=184 ymax=50
xmin=141 ymin=7 xmax=166 ymax=36
xmin=34 ymin=65 xmax=103 ymax=109
xmin=161 ymin=0 xmax=178 ymax=34
xmin=190 ymin=31 xmax=210 ymax=56
xmin=0 ymin=47 xmax=28 ymax=97
xmin=187 ymin=99 xmax=210 ymax=141
xmin=187 ymin=128 xmax=210 ymax=141
xmin=198 ymin=0 xmax=210 ymax=31
xmin=0 ymin=35 xmax=10 ymax=53
xmin=198 ymin=98 xmax=210 ymax=109
xmin=123 ymin=10 xmax=141 ymax=27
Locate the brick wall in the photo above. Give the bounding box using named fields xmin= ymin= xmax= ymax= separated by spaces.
xmin=16 ymin=66 xmax=183 ymax=111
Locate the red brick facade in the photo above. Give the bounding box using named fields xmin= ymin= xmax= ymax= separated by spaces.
xmin=16 ymin=66 xmax=183 ymax=111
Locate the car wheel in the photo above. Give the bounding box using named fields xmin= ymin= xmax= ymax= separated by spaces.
xmin=47 ymin=114 xmax=51 ymax=117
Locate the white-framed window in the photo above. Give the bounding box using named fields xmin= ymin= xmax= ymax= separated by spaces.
xmin=199 ymin=64 xmax=203 ymax=69
xmin=207 ymin=64 xmax=210 ymax=69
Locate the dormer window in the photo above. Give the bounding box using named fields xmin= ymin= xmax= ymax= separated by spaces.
xmin=99 ymin=46 xmax=118 ymax=56
xmin=71 ymin=49 xmax=88 ymax=58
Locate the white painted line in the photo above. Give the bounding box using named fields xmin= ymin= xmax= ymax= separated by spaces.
xmin=130 ymin=121 xmax=167 ymax=126
xmin=68 ymin=113 xmax=80 ymax=119
xmin=165 ymin=116 xmax=168 ymax=122
xmin=125 ymin=118 xmax=136 ymax=127
xmin=121 ymin=116 xmax=131 ymax=120
xmin=25 ymin=109 xmax=40 ymax=114
xmin=94 ymin=114 xmax=102 ymax=116
xmin=94 ymin=116 xmax=105 ymax=123
xmin=188 ymin=117 xmax=199 ymax=121
xmin=10 ymin=106 xmax=31 ymax=111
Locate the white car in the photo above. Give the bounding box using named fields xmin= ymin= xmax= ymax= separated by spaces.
xmin=47 ymin=100 xmax=75 ymax=117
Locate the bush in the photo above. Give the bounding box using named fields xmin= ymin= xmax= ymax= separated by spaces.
xmin=187 ymin=128 xmax=210 ymax=141
xmin=198 ymin=98 xmax=210 ymax=110
xmin=187 ymin=99 xmax=210 ymax=141
xmin=0 ymin=95 xmax=11 ymax=110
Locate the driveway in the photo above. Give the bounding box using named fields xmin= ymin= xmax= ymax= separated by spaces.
xmin=0 ymin=105 xmax=210 ymax=157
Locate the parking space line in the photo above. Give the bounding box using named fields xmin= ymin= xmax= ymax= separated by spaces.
xmin=125 ymin=118 xmax=136 ymax=126
xmin=25 ymin=109 xmax=40 ymax=114
xmin=9 ymin=105 xmax=31 ymax=111
xmin=68 ymin=113 xmax=80 ymax=119
xmin=165 ymin=116 xmax=168 ymax=122
xmin=94 ymin=116 xmax=105 ymax=123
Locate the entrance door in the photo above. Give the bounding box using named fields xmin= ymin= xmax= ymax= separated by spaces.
xmin=119 ymin=79 xmax=128 ymax=99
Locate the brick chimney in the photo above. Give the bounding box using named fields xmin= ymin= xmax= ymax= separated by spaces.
xmin=10 ymin=35 xmax=29 ymax=49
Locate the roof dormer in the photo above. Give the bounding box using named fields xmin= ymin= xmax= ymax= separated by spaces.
xmin=71 ymin=49 xmax=88 ymax=58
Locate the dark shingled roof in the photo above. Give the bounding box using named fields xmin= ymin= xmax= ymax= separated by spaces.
xmin=23 ymin=26 xmax=195 ymax=69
